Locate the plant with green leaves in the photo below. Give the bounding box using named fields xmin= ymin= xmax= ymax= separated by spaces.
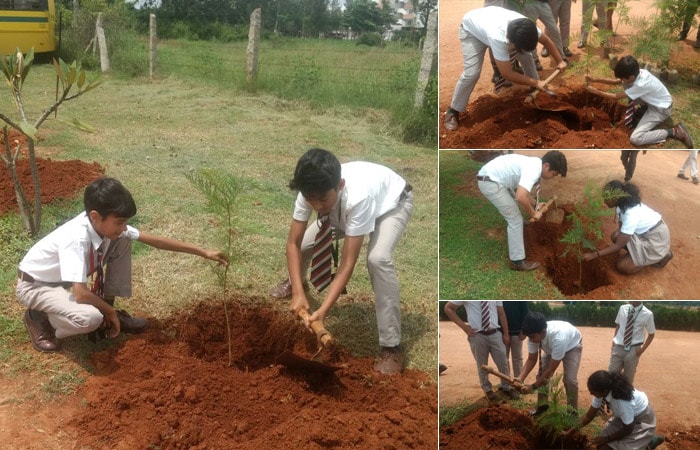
xmin=186 ymin=168 xmax=243 ymax=367
xmin=533 ymin=373 xmax=580 ymax=446
xmin=0 ymin=49 xmax=101 ymax=236
xmin=560 ymin=180 xmax=627 ymax=291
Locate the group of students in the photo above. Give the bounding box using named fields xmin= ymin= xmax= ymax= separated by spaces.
xmin=16 ymin=148 xmax=414 ymax=375
xmin=445 ymin=300 xmax=665 ymax=450
xmin=444 ymin=3 xmax=695 ymax=152
xmin=476 ymin=151 xmax=674 ymax=275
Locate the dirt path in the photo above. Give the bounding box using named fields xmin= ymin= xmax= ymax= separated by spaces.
xmin=439 ymin=318 xmax=700 ymax=433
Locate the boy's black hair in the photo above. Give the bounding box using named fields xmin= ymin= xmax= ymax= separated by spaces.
xmin=614 ymin=55 xmax=641 ymax=79
xmin=507 ymin=18 xmax=539 ymax=53
xmin=587 ymin=370 xmax=634 ymax=401
xmin=521 ymin=311 xmax=548 ymax=336
xmin=603 ymin=180 xmax=641 ymax=212
xmin=289 ymin=148 xmax=341 ymax=199
xmin=542 ymin=150 xmax=568 ymax=177
xmin=84 ymin=178 xmax=137 ymax=218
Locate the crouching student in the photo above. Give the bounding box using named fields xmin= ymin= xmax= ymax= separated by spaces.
xmin=567 ymin=370 xmax=665 ymax=450
xmin=17 ymin=178 xmax=228 ymax=352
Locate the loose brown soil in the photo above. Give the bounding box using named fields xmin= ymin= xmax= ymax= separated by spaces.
xmin=73 ymin=301 xmax=437 ymax=449
xmin=440 ymin=404 xmax=589 ymax=449
xmin=438 ymin=0 xmax=700 ymax=149
xmin=0 ymin=131 xmax=104 ymax=215
xmin=439 ymin=322 xmax=700 ymax=449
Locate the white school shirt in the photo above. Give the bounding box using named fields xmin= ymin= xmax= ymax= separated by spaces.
xmin=613 ymin=303 xmax=656 ymax=346
xmin=527 ymin=320 xmax=582 ymax=360
xmin=592 ymin=390 xmax=649 ymax=425
xmin=617 ymin=203 xmax=662 ymax=236
xmin=449 ymin=301 xmax=503 ymax=332
xmin=478 ymin=154 xmax=543 ymax=193
xmin=461 ymin=6 xmax=542 ymax=62
xmin=18 ymin=212 xmax=140 ymax=283
xmin=292 ymin=162 xmax=407 ymax=237
xmin=624 ymin=69 xmax=672 ymax=109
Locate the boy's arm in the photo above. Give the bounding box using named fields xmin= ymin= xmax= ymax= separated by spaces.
xmin=137 ymin=231 xmax=228 ymax=265
xmin=287 ymin=219 xmax=311 ymax=315
xmin=72 ymin=282 xmax=120 ymax=336
xmin=538 ymin=33 xmax=567 ymax=69
xmin=585 ymin=84 xmax=628 ymax=101
xmin=307 ymin=235 xmax=363 ymax=323
xmin=585 ymin=75 xmax=620 ymax=85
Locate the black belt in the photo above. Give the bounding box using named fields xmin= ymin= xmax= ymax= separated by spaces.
xmin=476 ymin=175 xmax=495 ymax=182
xmin=18 ymin=270 xmax=35 ymax=283
xmin=478 ymin=328 xmax=498 ymax=336
xmin=400 ymin=183 xmax=413 ymax=200
xmin=644 ymin=219 xmax=664 ymax=234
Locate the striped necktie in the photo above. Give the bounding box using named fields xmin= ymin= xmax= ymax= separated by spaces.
xmin=310 ymin=216 xmax=332 ymax=292
xmin=481 ymin=301 xmax=492 ymax=331
xmin=90 ymin=245 xmax=105 ymax=297
xmin=624 ymin=100 xmax=639 ymax=129
xmin=623 ymin=306 xmax=636 ymax=346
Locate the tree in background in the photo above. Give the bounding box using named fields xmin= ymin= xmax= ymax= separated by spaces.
xmin=343 ymin=0 xmax=395 ymax=34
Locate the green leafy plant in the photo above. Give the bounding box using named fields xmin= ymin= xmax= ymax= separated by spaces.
xmin=560 ymin=180 xmax=627 ymax=291
xmin=533 ymin=374 xmax=580 ymax=446
xmin=0 ymin=49 xmax=101 ymax=236
xmin=186 ymin=169 xmax=243 ymax=367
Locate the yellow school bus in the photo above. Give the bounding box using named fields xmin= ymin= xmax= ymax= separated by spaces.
xmin=0 ymin=0 xmax=56 ymax=55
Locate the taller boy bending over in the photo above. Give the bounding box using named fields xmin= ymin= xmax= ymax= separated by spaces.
xmin=17 ymin=178 xmax=228 ymax=353
xmin=586 ymin=55 xmax=694 ymax=149
xmin=269 ymin=148 xmax=413 ymax=375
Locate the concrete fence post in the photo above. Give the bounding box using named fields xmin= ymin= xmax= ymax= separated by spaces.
xmin=149 ymin=14 xmax=157 ymax=80
xmin=414 ymin=11 xmax=437 ymax=108
xmin=246 ymin=8 xmax=261 ymax=86
xmin=96 ymin=12 xmax=110 ymax=73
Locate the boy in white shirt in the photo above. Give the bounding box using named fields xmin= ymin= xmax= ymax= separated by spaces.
xmin=270 ymin=148 xmax=414 ymax=375
xmin=444 ymin=5 xmax=568 ymax=131
xmin=516 ymin=311 xmax=583 ymax=413
xmin=476 ymin=151 xmax=567 ymax=271
xmin=17 ymin=178 xmax=228 ymax=353
xmin=608 ymin=301 xmax=656 ymax=385
xmin=585 ymin=55 xmax=694 ymax=149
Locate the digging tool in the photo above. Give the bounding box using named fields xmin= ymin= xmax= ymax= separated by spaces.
xmin=529 ymin=195 xmax=565 ymax=225
xmin=481 ymin=365 xmax=525 ymax=390
xmin=276 ymin=309 xmax=341 ymax=374
xmin=524 ymin=69 xmax=561 ymax=105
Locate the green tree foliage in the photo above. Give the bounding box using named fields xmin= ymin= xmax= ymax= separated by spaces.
xmin=343 ymin=0 xmax=395 ymax=34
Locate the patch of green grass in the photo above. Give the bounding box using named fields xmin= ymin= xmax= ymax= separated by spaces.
xmin=439 ymin=151 xmax=562 ymax=300
xmin=0 ymin=63 xmax=437 ymax=402
xmin=439 ymin=400 xmax=478 ymax=426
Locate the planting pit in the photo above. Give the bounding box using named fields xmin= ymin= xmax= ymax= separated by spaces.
xmin=523 ymin=205 xmax=615 ymax=296
xmin=68 ymin=301 xmax=437 ymax=449
xmin=440 ymin=83 xmax=634 ymax=149
xmin=440 ymin=404 xmax=589 ymax=449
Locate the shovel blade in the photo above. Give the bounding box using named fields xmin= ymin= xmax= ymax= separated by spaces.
xmin=546 ymin=207 xmax=565 ymax=224
xmin=276 ymin=350 xmax=341 ymax=374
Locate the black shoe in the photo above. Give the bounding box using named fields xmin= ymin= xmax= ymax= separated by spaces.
xmin=563 ymin=47 xmax=573 ymax=57
xmin=678 ymin=173 xmax=690 ymax=180
xmin=486 ymin=391 xmax=498 ymax=401
xmin=500 ymin=388 xmax=520 ymax=400
xmin=115 ymin=309 xmax=148 ymax=333
xmin=673 ymin=123 xmax=694 ymax=149
xmin=444 ymin=111 xmax=459 ymax=131
xmin=492 ymin=75 xmax=513 ymax=92
xmin=439 ymin=363 xmax=448 ymax=375
xmin=509 ymin=260 xmax=540 ymax=271
xmin=529 ymin=404 xmax=549 ymax=416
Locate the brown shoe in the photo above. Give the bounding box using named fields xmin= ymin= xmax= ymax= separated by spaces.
xmin=444 ymin=112 xmax=459 ymax=131
xmin=652 ymin=251 xmax=673 ymax=268
xmin=23 ymin=310 xmax=59 ymax=352
xmin=268 ymin=278 xmax=308 ymax=299
xmin=678 ymin=173 xmax=690 ymax=180
xmin=374 ymin=345 xmax=404 ymax=375
xmin=673 ymin=123 xmax=694 ymax=149
xmin=115 ymin=309 xmax=148 ymax=333
xmin=509 ymin=260 xmax=540 ymax=271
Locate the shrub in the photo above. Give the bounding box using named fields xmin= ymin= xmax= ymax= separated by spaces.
xmin=357 ymin=32 xmax=383 ymax=47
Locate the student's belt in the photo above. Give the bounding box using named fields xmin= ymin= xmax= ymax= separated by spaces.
xmin=478 ymin=328 xmax=498 ymax=336
xmin=18 ymin=270 xmax=35 ymax=283
xmin=643 ymin=219 xmax=664 ymax=234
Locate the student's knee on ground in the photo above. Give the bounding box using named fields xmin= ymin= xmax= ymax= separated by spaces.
xmin=616 ymin=255 xmax=641 ymax=275
xmin=610 ymin=230 xmax=620 ymax=242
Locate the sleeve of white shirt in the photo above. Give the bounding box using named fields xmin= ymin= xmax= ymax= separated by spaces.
xmin=291 ymin=192 xmax=313 ymax=223
xmin=58 ymin=239 xmax=89 ymax=283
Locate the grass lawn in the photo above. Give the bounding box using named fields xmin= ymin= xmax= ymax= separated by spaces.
xmin=439 ymin=151 xmax=562 ymax=300
xmin=0 ymin=64 xmax=438 ymax=399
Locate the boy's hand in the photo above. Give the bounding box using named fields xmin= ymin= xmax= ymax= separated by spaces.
xmin=307 ymin=309 xmax=326 ymax=325
xmin=290 ymin=294 xmax=310 ymax=318
xmin=104 ymin=309 xmax=120 ymax=338
xmin=585 ymin=85 xmax=602 ymax=96
xmin=204 ymin=250 xmax=229 ymax=266
xmin=556 ymin=61 xmax=568 ymax=71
